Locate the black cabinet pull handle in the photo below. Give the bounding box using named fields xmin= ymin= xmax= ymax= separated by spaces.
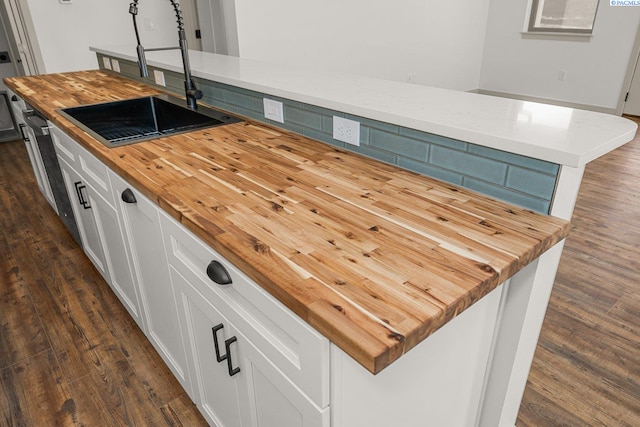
xmin=18 ymin=123 xmax=29 ymax=141
xmin=211 ymin=324 xmax=227 ymax=363
xmin=225 ymin=336 xmax=241 ymax=377
xmin=121 ymin=188 xmax=137 ymax=204
xmin=206 ymin=261 xmax=232 ymax=285
xmin=11 ymin=95 xmax=17 ymax=101
xmin=74 ymin=181 xmax=91 ymax=209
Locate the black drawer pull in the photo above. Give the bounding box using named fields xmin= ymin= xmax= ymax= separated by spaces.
xmin=225 ymin=336 xmax=241 ymax=377
xmin=211 ymin=324 xmax=227 ymax=363
xmin=121 ymin=188 xmax=137 ymax=204
xmin=18 ymin=123 xmax=29 ymax=141
xmin=74 ymin=181 xmax=91 ymax=209
xmin=206 ymin=261 xmax=232 ymax=285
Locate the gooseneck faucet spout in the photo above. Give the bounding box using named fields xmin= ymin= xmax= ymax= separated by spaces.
xmin=129 ymin=0 xmax=203 ymax=109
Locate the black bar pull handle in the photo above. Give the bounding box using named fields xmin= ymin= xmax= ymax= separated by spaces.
xmin=18 ymin=123 xmax=29 ymax=141
xmin=121 ymin=188 xmax=137 ymax=204
xmin=211 ymin=323 xmax=227 ymax=363
xmin=206 ymin=261 xmax=232 ymax=285
xmin=74 ymin=181 xmax=91 ymax=209
xmin=225 ymin=336 xmax=241 ymax=377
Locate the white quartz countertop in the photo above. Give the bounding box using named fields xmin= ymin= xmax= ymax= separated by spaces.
xmin=92 ymin=45 xmax=637 ymax=168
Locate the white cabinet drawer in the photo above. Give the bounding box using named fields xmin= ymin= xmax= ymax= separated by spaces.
xmin=160 ymin=211 xmax=330 ymax=408
xmin=50 ymin=124 xmax=114 ymax=207
xmin=77 ymin=149 xmax=113 ymax=206
xmin=50 ymin=124 xmax=78 ymax=165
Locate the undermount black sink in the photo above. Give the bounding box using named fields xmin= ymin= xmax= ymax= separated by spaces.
xmin=58 ymin=94 xmax=242 ymax=148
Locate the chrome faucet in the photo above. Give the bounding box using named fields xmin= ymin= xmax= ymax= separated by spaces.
xmin=129 ymin=0 xmax=203 ymax=109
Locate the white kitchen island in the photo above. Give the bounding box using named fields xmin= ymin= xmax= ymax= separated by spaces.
xmin=41 ymin=47 xmax=640 ymax=425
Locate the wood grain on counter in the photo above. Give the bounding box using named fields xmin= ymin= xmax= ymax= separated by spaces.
xmin=5 ymin=71 xmax=570 ymax=374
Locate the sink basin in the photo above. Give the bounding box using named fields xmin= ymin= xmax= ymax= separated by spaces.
xmin=58 ymin=94 xmax=242 ymax=148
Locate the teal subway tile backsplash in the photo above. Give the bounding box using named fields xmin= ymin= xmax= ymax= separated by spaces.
xmin=225 ymin=90 xmax=256 ymax=111
xmin=286 ymin=106 xmax=323 ymax=131
xmin=430 ymin=146 xmax=508 ymax=185
xmin=464 ymin=178 xmax=552 ymax=214
xmin=321 ymin=116 xmax=334 ymax=134
xmin=397 ymin=157 xmax=464 ymax=185
xmin=347 ymin=114 xmax=399 ymax=134
xmin=370 ymin=129 xmax=429 ymax=160
xmin=506 ymin=166 xmax=558 ymax=199
xmin=468 ymin=144 xmax=560 ymax=175
xmin=100 ymin=55 xmax=559 ymax=214
xmin=400 ymin=127 xmax=469 ymax=151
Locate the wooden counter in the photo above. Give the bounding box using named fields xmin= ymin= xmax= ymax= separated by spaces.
xmin=5 ymin=71 xmax=570 ymax=374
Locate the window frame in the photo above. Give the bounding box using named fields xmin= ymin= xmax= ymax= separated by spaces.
xmin=527 ymin=0 xmax=600 ymax=35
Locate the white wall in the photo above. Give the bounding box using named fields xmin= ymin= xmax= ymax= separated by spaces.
xmin=15 ymin=0 xmax=640 ymax=111
xmin=22 ymin=0 xmax=177 ymax=73
xmin=0 ymin=6 xmax=16 ymax=92
xmin=233 ymin=0 xmax=492 ymax=91
xmin=480 ymin=0 xmax=640 ymax=110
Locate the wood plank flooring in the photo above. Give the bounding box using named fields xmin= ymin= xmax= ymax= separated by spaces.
xmin=1 ymin=114 xmax=639 ymax=426
xmin=517 ymin=117 xmax=640 ymax=426
xmin=0 ymin=138 xmax=207 ymax=426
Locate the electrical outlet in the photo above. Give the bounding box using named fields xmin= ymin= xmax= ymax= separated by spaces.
xmin=333 ymin=116 xmax=360 ymax=146
xmin=558 ymin=69 xmax=568 ymax=81
xmin=112 ymin=59 xmax=120 ymax=73
xmin=102 ymin=56 xmax=112 ymax=70
xmin=154 ymin=70 xmax=165 ymax=86
xmin=263 ymin=98 xmax=284 ymax=123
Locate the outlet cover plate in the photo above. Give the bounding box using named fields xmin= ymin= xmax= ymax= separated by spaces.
xmin=333 ymin=116 xmax=360 ymax=146
xmin=263 ymin=98 xmax=284 ymax=123
xmin=153 ymin=70 xmax=166 ymax=86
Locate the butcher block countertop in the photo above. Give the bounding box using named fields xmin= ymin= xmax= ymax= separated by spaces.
xmin=6 ymin=71 xmax=570 ymax=374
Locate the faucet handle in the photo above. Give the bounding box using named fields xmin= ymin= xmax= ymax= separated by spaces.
xmin=185 ymin=87 xmax=203 ymax=109
xmin=185 ymin=80 xmax=203 ymax=100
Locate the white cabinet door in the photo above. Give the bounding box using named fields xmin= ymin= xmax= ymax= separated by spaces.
xmin=171 ymin=266 xmax=243 ymax=427
xmin=53 ymin=126 xmax=141 ymax=327
xmin=233 ymin=324 xmax=330 ymax=427
xmin=109 ymin=171 xmax=191 ymax=396
xmin=90 ymin=185 xmax=142 ymax=328
xmin=58 ymin=156 xmax=110 ymax=281
xmin=58 ymin=155 xmax=141 ymax=327
xmin=172 ymin=265 xmax=329 ymax=427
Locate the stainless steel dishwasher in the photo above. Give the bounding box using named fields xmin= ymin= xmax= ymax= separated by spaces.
xmin=22 ymin=105 xmax=81 ymax=245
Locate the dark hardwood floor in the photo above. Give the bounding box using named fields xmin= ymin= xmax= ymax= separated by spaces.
xmin=1 ymin=113 xmax=639 ymax=426
xmin=517 ymin=117 xmax=640 ymax=427
xmin=0 ymin=139 xmax=207 ymax=426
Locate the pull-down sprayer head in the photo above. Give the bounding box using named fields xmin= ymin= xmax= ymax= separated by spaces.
xmin=128 ymin=0 xmax=203 ymax=109
xmin=128 ymin=1 xmax=148 ymax=78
